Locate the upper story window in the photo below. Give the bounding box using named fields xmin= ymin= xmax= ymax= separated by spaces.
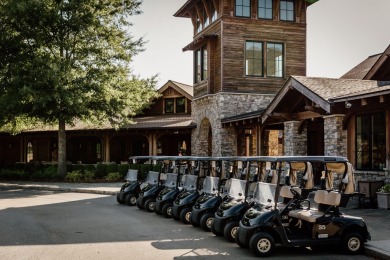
xmin=203 ymin=8 xmax=209 ymax=28
xmin=258 ymin=0 xmax=273 ymax=19
xmin=235 ymin=0 xmax=251 ymax=18
xmin=165 ymin=98 xmax=174 ymax=113
xmin=266 ymin=42 xmax=284 ymax=77
xmin=245 ymin=41 xmax=284 ymax=78
xmin=245 ymin=41 xmax=263 ymax=76
xmin=195 ymin=45 xmax=207 ymax=83
xmin=211 ymin=3 xmax=218 ymax=22
xmin=164 ymin=97 xmax=187 ymax=114
xmin=356 ymin=112 xmax=386 ymax=171
xmin=196 ymin=16 xmax=202 ymax=33
xmin=280 ymin=0 xmax=294 ymax=21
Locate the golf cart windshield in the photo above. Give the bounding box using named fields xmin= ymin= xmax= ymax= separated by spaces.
xmin=253 ymin=182 xmax=277 ymax=206
xmin=202 ymin=176 xmax=219 ymax=194
xmin=145 ymin=171 xmax=160 ymax=185
xmin=224 ymin=178 xmax=246 ymax=198
xmin=125 ymin=169 xmax=138 ymax=182
xmin=165 ymin=173 xmax=178 ymax=188
xmin=182 ymin=175 xmax=197 ymax=191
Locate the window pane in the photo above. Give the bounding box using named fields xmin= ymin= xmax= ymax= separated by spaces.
xmin=236 ymin=0 xmax=250 ymax=17
xmin=258 ymin=0 xmax=272 ymax=19
xmin=266 ymin=43 xmax=283 ymax=77
xmin=194 ymin=50 xmax=201 ymax=83
xmin=176 ymin=98 xmax=186 ymax=113
xmin=280 ymin=0 xmax=294 ymax=21
xmin=202 ymin=47 xmax=208 ymax=80
xmin=165 ymin=99 xmax=174 ymax=113
xmin=356 ymin=113 xmax=386 ymax=170
xmin=246 ymin=41 xmax=263 ymax=76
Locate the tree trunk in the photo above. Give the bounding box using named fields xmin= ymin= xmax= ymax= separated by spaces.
xmin=58 ymin=119 xmax=67 ymax=177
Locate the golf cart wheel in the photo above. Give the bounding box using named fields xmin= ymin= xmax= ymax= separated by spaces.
xmin=211 ymin=222 xmax=223 ymax=236
xmin=136 ymin=197 xmax=144 ymax=209
xmin=162 ymin=203 xmax=173 ymax=218
xmin=224 ymin=221 xmax=239 ymax=242
xmin=249 ymin=232 xmax=275 ymax=257
xmin=180 ymin=208 xmax=192 ymax=224
xmin=235 ymin=228 xmax=248 ymax=248
xmin=125 ymin=194 xmax=137 ymax=206
xmin=341 ymin=232 xmax=364 ymax=254
xmin=200 ymin=213 xmax=214 ymax=232
xmin=145 ymin=199 xmax=156 ymax=212
xmin=116 ymin=193 xmax=124 ymax=204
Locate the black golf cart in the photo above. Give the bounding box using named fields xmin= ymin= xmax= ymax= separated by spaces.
xmin=116 ymin=168 xmax=141 ymax=206
xmin=154 ymin=156 xmax=185 ymax=217
xmin=212 ymin=157 xmax=266 ymax=242
xmin=235 ymin=156 xmax=370 ymax=257
xmin=189 ymin=157 xmax=224 ymax=231
xmin=135 ymin=156 xmax=166 ymax=212
xmin=171 ymin=157 xmax=204 ymax=223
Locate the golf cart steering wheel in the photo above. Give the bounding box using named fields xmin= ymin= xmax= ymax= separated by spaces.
xmin=290 ymin=188 xmax=304 ymax=202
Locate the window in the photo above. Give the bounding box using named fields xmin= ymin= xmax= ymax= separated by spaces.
xmin=176 ymin=97 xmax=186 ymax=113
xmin=235 ymin=0 xmax=251 ymax=18
xmin=280 ymin=0 xmax=294 ymax=21
xmin=165 ymin=98 xmax=174 ymax=113
xmin=245 ymin=41 xmax=284 ymax=77
xmin=356 ymin=113 xmax=386 ymax=170
xmin=196 ymin=16 xmax=202 ymax=33
xmin=194 ymin=46 xmax=207 ymax=83
xmin=258 ymin=0 xmax=273 ymax=19
xmin=27 ymin=142 xmax=33 ymax=162
xmin=203 ymin=8 xmax=209 ymax=28
xmin=211 ymin=3 xmax=218 ymax=22
xmin=266 ymin=43 xmax=284 ymax=77
xmin=245 ymin=41 xmax=263 ymax=76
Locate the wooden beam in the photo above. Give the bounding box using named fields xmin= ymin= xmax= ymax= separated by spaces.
xmin=270 ymin=112 xmax=293 ymax=121
xmin=295 ymin=111 xmax=323 ymax=121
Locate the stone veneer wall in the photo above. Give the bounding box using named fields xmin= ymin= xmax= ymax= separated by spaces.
xmin=283 ymin=121 xmax=307 ymax=156
xmin=323 ymin=115 xmax=347 ymax=157
xmin=191 ymin=93 xmax=274 ymax=156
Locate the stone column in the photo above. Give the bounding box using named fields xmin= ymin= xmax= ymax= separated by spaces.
xmin=284 ymin=121 xmax=307 ymax=156
xmin=323 ymin=114 xmax=346 ymax=156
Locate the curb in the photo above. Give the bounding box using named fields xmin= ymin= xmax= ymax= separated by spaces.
xmin=0 ymin=184 xmax=118 ymax=196
xmin=365 ymin=243 xmax=390 ymax=260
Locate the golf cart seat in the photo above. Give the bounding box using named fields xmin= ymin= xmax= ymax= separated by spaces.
xmin=289 ymin=190 xmax=341 ymax=223
xmin=278 ymin=186 xmax=302 ymax=209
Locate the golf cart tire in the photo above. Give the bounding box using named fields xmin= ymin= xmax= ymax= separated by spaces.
xmin=224 ymin=221 xmax=239 ymax=242
xmin=125 ymin=194 xmax=137 ymax=206
xmin=211 ymin=222 xmax=223 ymax=236
xmin=117 ymin=194 xmax=124 ymax=204
xmin=162 ymin=203 xmax=173 ymax=218
xmin=145 ymin=199 xmax=156 ymax=212
xmin=200 ymin=213 xmax=214 ymax=232
xmin=136 ymin=198 xmax=144 ymax=209
xmin=341 ymin=232 xmax=364 ymax=254
xmin=249 ymin=232 xmax=275 ymax=257
xmin=235 ymin=229 xmax=248 ymax=248
xmin=180 ymin=208 xmax=192 ymax=224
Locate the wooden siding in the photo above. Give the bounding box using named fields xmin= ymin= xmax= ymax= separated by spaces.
xmin=187 ymin=0 xmax=308 ymax=98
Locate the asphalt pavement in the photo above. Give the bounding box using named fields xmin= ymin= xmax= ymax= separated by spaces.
xmin=1 ymin=180 xmax=389 ymax=260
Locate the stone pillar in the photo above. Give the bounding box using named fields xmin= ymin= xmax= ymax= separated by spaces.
xmin=323 ymin=114 xmax=346 ymax=156
xmin=284 ymin=121 xmax=307 ymax=156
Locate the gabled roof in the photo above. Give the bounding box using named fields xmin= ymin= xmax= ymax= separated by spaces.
xmin=261 ymin=76 xmax=390 ymax=124
xmin=340 ymin=54 xmax=381 ymax=79
xmin=158 ymin=80 xmax=193 ymax=100
xmin=341 ymin=44 xmax=390 ymax=81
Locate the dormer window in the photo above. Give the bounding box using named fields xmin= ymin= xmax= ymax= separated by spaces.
xmin=258 ymin=0 xmax=273 ymax=19
xmin=235 ymin=0 xmax=251 ymax=18
xmin=164 ymin=97 xmax=187 ymax=114
xmin=280 ymin=0 xmax=294 ymax=21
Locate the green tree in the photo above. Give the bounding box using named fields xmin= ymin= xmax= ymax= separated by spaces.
xmin=0 ymin=0 xmax=158 ymax=176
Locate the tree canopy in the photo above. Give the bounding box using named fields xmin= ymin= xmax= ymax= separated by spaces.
xmin=0 ymin=0 xmax=159 ymax=175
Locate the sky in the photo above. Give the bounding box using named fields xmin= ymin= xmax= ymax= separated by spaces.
xmin=129 ymin=0 xmax=390 ymax=87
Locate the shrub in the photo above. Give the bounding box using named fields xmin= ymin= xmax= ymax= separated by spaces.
xmin=105 ymin=172 xmax=121 ymax=182
xmin=106 ymin=163 xmax=118 ymax=174
xmin=83 ymin=170 xmax=95 ymax=181
xmin=42 ymin=165 xmax=58 ymax=179
xmin=84 ymin=164 xmax=96 ymax=173
xmin=66 ymin=170 xmax=83 ymax=182
xmin=118 ymin=164 xmax=129 ymax=178
xmin=0 ymin=168 xmax=27 ymax=179
xmin=95 ymin=164 xmax=107 ymax=179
